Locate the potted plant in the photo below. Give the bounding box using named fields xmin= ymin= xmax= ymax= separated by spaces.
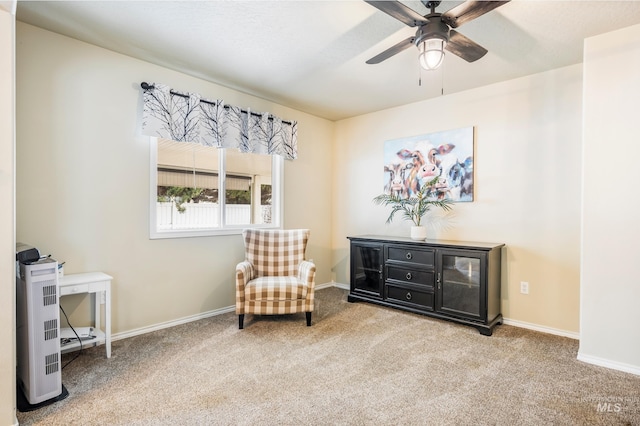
xmin=372 ymin=176 xmax=453 ymax=240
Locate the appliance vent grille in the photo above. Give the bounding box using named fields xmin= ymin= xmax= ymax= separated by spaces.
xmin=44 ymin=353 xmax=59 ymax=375
xmin=44 ymin=319 xmax=58 ymax=341
xmin=42 ymin=283 xmax=57 ymax=306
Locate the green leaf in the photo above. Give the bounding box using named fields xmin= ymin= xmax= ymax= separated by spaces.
xmin=372 ymin=176 xmax=454 ymax=226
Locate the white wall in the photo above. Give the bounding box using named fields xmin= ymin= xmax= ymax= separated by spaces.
xmin=16 ymin=23 xmax=334 ymax=335
xmin=0 ymin=4 xmax=16 ymax=425
xmin=579 ymin=23 xmax=640 ymax=374
xmin=332 ymin=64 xmax=583 ymax=335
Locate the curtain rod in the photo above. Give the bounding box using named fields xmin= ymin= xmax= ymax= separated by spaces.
xmin=140 ymin=82 xmax=292 ymax=125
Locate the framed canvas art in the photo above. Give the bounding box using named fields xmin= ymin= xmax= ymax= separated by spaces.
xmin=383 ymin=126 xmax=474 ymax=202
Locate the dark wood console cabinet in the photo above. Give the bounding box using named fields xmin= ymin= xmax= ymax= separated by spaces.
xmin=348 ymin=235 xmax=504 ymax=336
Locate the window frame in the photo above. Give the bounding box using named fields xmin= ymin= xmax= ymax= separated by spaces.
xmin=149 ymin=137 xmax=283 ymax=239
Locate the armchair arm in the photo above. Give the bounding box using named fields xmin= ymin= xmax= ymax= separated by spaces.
xmin=235 ymin=261 xmax=254 ymax=314
xmin=298 ymin=260 xmax=316 ymax=290
xmin=299 ymin=260 xmax=316 ymax=312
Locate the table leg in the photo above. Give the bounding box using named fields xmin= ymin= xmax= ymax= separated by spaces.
xmin=105 ymin=285 xmax=111 ymax=358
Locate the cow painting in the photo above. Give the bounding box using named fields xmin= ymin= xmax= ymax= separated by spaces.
xmin=382 ymin=127 xmax=474 ymax=202
xmin=384 ymin=161 xmax=412 ymax=198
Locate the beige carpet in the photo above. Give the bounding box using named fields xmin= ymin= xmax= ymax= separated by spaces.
xmin=17 ymin=287 xmax=640 ymax=425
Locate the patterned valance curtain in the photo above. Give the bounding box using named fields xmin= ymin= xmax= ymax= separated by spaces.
xmin=141 ymin=83 xmax=298 ymax=160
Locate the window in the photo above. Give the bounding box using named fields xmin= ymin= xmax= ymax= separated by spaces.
xmin=150 ymin=138 xmax=282 ymax=238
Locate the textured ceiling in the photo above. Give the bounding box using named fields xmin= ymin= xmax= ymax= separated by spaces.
xmin=16 ymin=1 xmax=640 ymax=121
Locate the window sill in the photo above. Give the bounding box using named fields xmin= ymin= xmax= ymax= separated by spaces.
xmin=149 ymin=224 xmax=280 ymax=239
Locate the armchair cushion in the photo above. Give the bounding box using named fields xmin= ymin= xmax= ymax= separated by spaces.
xmin=247 ymin=276 xmax=308 ymax=301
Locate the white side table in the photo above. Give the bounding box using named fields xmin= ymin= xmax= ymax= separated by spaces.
xmin=59 ymin=272 xmax=112 ymax=358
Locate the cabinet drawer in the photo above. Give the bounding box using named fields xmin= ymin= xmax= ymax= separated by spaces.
xmin=387 ymin=266 xmax=434 ymax=287
xmin=60 ymin=283 xmax=89 ymax=296
xmin=387 ymin=246 xmax=434 ymax=267
xmin=385 ymin=283 xmax=434 ymax=311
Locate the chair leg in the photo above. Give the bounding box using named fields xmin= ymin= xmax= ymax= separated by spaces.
xmin=239 ymin=314 xmax=244 ymax=329
xmin=306 ymin=312 xmax=312 ymax=326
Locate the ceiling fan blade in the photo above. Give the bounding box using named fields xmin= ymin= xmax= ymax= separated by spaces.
xmin=364 ymin=0 xmax=427 ymax=27
xmin=366 ymin=36 xmax=416 ymax=64
xmin=445 ymin=30 xmax=487 ymax=63
xmin=442 ymin=0 xmax=510 ymax=28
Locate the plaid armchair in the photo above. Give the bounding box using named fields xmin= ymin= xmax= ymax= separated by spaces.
xmin=236 ymin=229 xmax=316 ymax=329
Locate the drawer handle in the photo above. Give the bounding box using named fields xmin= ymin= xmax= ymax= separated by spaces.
xmin=406 ymin=292 xmax=412 ymax=301
xmin=406 ymin=252 xmax=412 ymax=260
xmin=406 ymin=272 xmax=412 ymax=280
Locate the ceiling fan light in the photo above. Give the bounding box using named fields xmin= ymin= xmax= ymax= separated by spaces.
xmin=419 ymin=38 xmax=446 ymax=70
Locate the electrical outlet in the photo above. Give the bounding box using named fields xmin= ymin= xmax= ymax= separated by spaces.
xmin=520 ymin=281 xmax=529 ymax=295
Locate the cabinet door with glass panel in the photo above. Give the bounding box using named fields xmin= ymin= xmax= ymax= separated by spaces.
xmin=350 ymin=242 xmax=384 ymax=299
xmin=436 ymin=249 xmax=487 ymax=321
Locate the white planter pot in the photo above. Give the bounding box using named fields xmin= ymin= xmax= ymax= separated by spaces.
xmin=410 ymin=225 xmax=427 ymax=240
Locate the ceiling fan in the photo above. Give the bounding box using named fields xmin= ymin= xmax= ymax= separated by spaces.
xmin=365 ymin=0 xmax=510 ymax=70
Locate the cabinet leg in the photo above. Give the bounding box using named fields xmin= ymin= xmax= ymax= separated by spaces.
xmin=478 ymin=327 xmax=492 ymax=336
xmin=238 ymin=314 xmax=244 ymax=329
xmin=306 ymin=312 xmax=312 ymax=326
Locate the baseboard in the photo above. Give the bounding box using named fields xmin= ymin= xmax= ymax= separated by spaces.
xmin=325 ymin=281 xmax=349 ymax=290
xmin=113 ymin=282 xmax=340 ymax=342
xmin=326 ymin=287 xmax=639 ymax=376
xmin=111 ymin=283 xmax=581 ymax=348
xmin=322 ymin=283 xmax=580 ymax=339
xmin=502 ymin=317 xmax=579 ymax=340
xmin=577 ymin=352 xmax=640 ymax=376
xmin=112 ymin=305 xmax=236 ymax=342
xmin=315 ymin=281 xmax=335 ymax=290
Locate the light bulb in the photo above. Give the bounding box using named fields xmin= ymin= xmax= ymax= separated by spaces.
xmin=419 ymin=38 xmax=446 ymax=70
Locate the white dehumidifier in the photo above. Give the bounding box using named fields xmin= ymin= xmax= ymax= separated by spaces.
xmin=16 ymin=257 xmax=68 ymax=410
